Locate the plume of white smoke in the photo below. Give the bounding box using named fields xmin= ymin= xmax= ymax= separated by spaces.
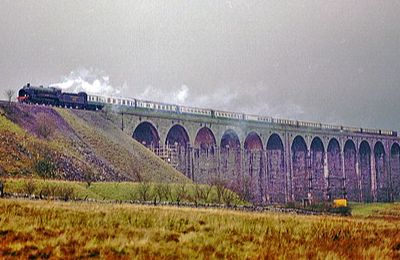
xmin=50 ymin=67 xmax=121 ymax=96
xmin=51 ymin=68 xmax=305 ymax=122
xmin=136 ymin=84 xmax=190 ymax=104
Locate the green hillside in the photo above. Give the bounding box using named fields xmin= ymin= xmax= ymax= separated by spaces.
xmin=0 ymin=102 xmax=188 ymax=183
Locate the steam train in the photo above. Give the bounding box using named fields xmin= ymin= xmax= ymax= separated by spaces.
xmin=17 ymin=83 xmax=104 ymax=110
xmin=17 ymin=83 xmax=397 ymax=137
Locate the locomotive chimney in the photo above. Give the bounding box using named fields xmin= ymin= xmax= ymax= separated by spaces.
xmin=27 ymin=83 xmax=30 ymax=87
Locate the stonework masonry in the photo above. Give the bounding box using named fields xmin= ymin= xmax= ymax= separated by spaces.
xmin=111 ymin=107 xmax=400 ymax=204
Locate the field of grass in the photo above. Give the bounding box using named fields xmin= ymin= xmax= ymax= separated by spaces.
xmin=350 ymin=202 xmax=400 ymax=219
xmin=1 ymin=199 xmax=400 ymax=259
xmin=2 ymin=178 xmax=244 ymax=205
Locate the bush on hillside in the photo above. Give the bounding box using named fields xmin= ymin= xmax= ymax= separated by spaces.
xmin=35 ymin=156 xmax=56 ymax=179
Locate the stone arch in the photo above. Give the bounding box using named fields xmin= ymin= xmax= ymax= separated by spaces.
xmin=166 ymin=124 xmax=190 ymax=147
xmin=244 ymin=132 xmax=263 ymax=151
xmin=220 ymin=129 xmax=241 ymax=183
xmin=193 ymin=127 xmax=217 ymax=183
xmin=220 ymin=129 xmax=240 ymax=150
xmin=391 ymin=143 xmax=400 ymax=200
xmin=266 ymin=133 xmax=285 ymax=203
xmin=291 ymin=135 xmax=308 ymax=201
xmin=243 ymin=132 xmax=264 ymax=202
xmin=344 ymin=140 xmax=359 ymax=201
xmin=327 ymin=138 xmax=344 ymax=200
xmin=310 ymin=137 xmax=325 ymax=201
xmin=359 ymin=141 xmax=372 ymax=202
xmin=165 ymin=124 xmax=190 ymax=177
xmin=218 ymin=127 xmax=245 ymax=148
xmin=133 ymin=121 xmax=160 ymax=148
xmin=374 ymin=141 xmax=388 ymax=201
xmin=266 ymin=134 xmax=284 ymax=150
xmin=194 ymin=127 xmax=216 ymax=153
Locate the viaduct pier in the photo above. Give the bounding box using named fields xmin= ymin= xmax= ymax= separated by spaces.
xmin=100 ymin=98 xmax=399 ymax=204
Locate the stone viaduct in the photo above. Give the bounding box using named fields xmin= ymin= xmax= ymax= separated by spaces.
xmin=108 ymin=105 xmax=400 ymax=204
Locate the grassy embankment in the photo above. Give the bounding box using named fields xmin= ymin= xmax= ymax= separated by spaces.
xmin=0 ymin=107 xmax=53 ymax=175
xmin=0 ymin=103 xmax=188 ymax=183
xmin=2 ymin=178 xmax=243 ymax=205
xmin=58 ymin=108 xmax=188 ymax=183
xmin=1 ymin=199 xmax=400 ymax=259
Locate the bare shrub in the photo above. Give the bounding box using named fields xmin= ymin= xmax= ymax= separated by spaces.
xmin=154 ymin=183 xmax=173 ymax=202
xmin=193 ymin=184 xmax=202 ymax=204
xmin=38 ymin=184 xmax=74 ymax=201
xmin=174 ymin=184 xmax=188 ymax=205
xmin=203 ymin=185 xmax=213 ymax=203
xmin=23 ymin=179 xmax=36 ymax=195
xmin=154 ymin=183 xmax=164 ymax=201
xmin=194 ymin=184 xmax=212 ymax=204
xmin=36 ymin=113 xmax=55 ymax=139
xmin=222 ymin=188 xmax=236 ymax=207
xmin=40 ymin=184 xmax=57 ymax=198
xmin=137 ymin=181 xmax=151 ymax=202
xmin=209 ymin=178 xmax=236 ymax=206
xmin=58 ymin=186 xmax=74 ymax=201
xmin=5 ymin=89 xmax=14 ymax=107
xmin=210 ymin=178 xmax=227 ymax=204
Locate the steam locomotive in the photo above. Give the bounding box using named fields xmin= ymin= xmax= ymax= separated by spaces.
xmin=17 ymin=83 xmax=104 ymax=110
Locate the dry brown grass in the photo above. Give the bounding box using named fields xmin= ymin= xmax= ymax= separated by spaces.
xmin=1 ymin=199 xmax=400 ymax=259
xmin=58 ymin=108 xmax=189 ymax=183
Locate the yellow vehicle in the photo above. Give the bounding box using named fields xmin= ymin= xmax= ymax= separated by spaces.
xmin=333 ymin=199 xmax=347 ymax=208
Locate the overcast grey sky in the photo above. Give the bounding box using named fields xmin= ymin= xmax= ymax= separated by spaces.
xmin=1 ymin=1 xmax=400 ymax=130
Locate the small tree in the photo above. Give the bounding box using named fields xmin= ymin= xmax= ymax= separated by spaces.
xmin=154 ymin=183 xmax=173 ymax=202
xmin=85 ymin=170 xmax=95 ymax=187
xmin=221 ymin=188 xmax=236 ymax=207
xmin=210 ymin=178 xmax=227 ymax=204
xmin=5 ymin=89 xmax=14 ymax=107
xmin=174 ymin=183 xmax=188 ymax=205
xmin=35 ymin=156 xmax=56 ymax=179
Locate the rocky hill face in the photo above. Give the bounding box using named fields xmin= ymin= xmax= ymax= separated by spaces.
xmin=0 ymin=102 xmax=188 ymax=183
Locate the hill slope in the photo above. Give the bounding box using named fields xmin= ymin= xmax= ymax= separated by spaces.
xmin=0 ymin=102 xmax=188 ymax=183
